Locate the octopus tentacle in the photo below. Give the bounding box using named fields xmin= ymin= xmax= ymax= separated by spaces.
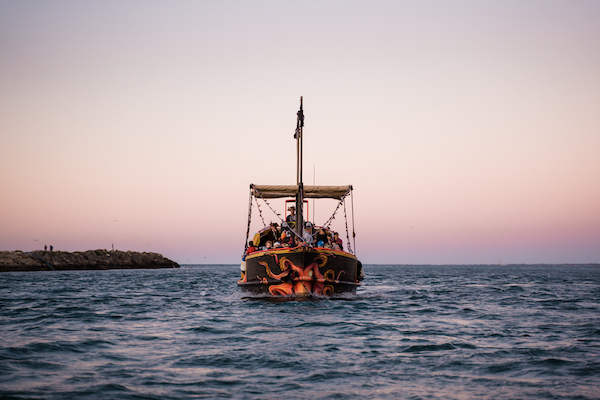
xmin=278 ymin=256 xmax=293 ymax=272
xmin=269 ymin=282 xmax=293 ymax=296
xmin=323 ymin=269 xmax=336 ymax=282
xmin=317 ymin=253 xmax=328 ymax=268
xmin=322 ymin=285 xmax=335 ymax=296
xmin=259 ymin=260 xmax=289 ymax=280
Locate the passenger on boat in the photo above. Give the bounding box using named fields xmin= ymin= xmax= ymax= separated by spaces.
xmin=303 ymin=222 xmax=314 ymax=245
xmin=286 ymin=206 xmax=296 ymax=229
xmin=269 ymin=222 xmax=281 ymax=241
xmin=316 ymin=228 xmax=330 ymax=246
xmin=281 ymin=231 xmax=297 ymax=247
xmin=247 ymin=241 xmax=257 ymax=254
xmin=333 ymin=232 xmax=343 ymax=250
xmin=260 ymin=240 xmax=273 ymax=251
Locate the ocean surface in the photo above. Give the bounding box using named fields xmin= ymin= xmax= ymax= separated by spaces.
xmin=1 ymin=264 xmax=599 ymax=399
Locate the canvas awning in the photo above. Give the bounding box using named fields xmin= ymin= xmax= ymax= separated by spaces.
xmin=251 ymin=184 xmax=351 ymax=200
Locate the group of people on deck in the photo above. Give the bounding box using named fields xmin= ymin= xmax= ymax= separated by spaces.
xmin=246 ymin=205 xmax=344 ymax=254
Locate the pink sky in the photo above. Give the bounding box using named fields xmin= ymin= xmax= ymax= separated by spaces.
xmin=1 ymin=1 xmax=599 ymax=264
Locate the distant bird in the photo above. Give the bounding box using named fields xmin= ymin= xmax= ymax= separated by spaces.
xmin=112 ymin=220 xmax=118 ymax=222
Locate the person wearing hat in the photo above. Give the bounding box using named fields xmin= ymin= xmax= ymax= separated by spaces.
xmin=286 ymin=205 xmax=297 ymax=229
xmin=333 ymin=232 xmax=343 ymax=251
xmin=265 ymin=222 xmax=281 ymax=244
xmin=303 ymin=221 xmax=314 ymax=245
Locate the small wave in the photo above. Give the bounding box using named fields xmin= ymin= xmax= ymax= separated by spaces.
xmin=403 ymin=343 xmax=457 ymax=352
xmin=187 ymin=326 xmax=230 ymax=334
xmin=570 ymin=361 xmax=600 ymax=377
xmin=485 ymin=361 xmax=522 ymax=374
xmin=534 ymin=357 xmax=574 ymax=367
xmin=7 ymin=341 xmax=84 ymax=356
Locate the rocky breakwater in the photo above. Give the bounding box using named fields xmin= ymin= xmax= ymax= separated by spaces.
xmin=0 ymin=250 xmax=180 ymax=272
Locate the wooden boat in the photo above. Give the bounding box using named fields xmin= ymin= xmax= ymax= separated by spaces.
xmin=238 ymin=98 xmax=364 ymax=296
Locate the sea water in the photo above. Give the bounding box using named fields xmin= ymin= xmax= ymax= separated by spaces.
xmin=1 ymin=264 xmax=599 ymax=399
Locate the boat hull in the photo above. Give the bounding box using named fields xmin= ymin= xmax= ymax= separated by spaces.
xmin=238 ymin=247 xmax=361 ymax=296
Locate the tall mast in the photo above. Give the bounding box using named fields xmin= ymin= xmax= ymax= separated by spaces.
xmin=294 ymin=97 xmax=304 ymax=237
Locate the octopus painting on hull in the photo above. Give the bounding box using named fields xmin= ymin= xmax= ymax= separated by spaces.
xmin=239 ymin=247 xmax=361 ymax=297
xmin=261 ymin=253 xmax=339 ymax=296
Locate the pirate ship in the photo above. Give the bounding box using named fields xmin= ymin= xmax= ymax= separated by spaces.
xmin=238 ymin=98 xmax=364 ymax=296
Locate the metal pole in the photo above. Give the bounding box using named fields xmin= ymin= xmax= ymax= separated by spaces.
xmin=299 ymin=97 xmax=303 ymax=187
xmin=244 ymin=185 xmax=254 ymax=253
xmin=351 ymin=186 xmax=356 ymax=255
xmin=295 ymin=97 xmax=304 ymax=237
xmin=312 ymin=163 xmax=315 ymax=223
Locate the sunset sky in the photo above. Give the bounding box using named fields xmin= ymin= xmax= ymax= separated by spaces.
xmin=1 ymin=1 xmax=599 ymax=264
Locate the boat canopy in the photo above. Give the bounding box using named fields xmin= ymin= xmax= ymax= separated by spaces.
xmin=251 ymin=184 xmax=351 ymax=200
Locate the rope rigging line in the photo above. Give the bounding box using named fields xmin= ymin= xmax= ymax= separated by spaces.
xmin=343 ymin=198 xmax=353 ymax=254
xmin=255 ymin=192 xmax=284 ymax=225
xmin=254 ymin=195 xmax=266 ymax=227
xmin=321 ymin=191 xmax=350 ymax=230
xmin=252 ymin=188 xmax=305 ymax=243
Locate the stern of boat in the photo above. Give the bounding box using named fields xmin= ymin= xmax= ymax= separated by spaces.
xmin=238 ymin=246 xmax=361 ymax=296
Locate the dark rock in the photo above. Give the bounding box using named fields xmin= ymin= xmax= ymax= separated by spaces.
xmin=0 ymin=250 xmax=180 ymax=272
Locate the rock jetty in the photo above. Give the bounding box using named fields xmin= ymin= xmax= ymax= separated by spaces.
xmin=0 ymin=250 xmax=180 ymax=272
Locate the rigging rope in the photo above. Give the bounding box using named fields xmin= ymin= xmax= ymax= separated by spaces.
xmin=252 ymin=188 xmax=304 ymax=243
xmin=343 ymin=198 xmax=353 ymax=254
xmin=254 ymin=195 xmax=266 ymax=227
xmin=322 ymin=190 xmax=349 ymax=230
